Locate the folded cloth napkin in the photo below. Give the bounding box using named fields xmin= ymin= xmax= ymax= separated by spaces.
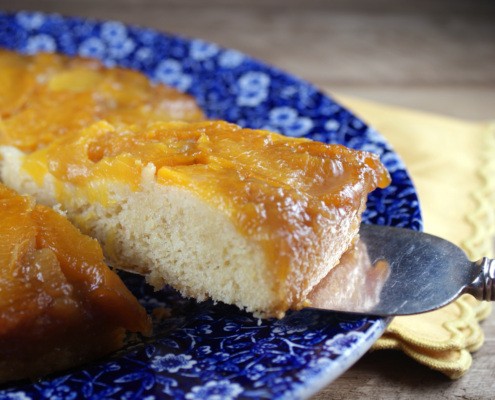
xmin=334 ymin=95 xmax=495 ymax=379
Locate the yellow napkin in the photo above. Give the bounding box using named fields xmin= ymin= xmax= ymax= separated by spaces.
xmin=334 ymin=95 xmax=495 ymax=379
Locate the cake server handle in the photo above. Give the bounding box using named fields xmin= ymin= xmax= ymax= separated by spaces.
xmin=465 ymin=257 xmax=495 ymax=301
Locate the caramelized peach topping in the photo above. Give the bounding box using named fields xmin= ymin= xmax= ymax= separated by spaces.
xmin=0 ymin=50 xmax=204 ymax=152
xmin=0 ymin=184 xmax=150 ymax=382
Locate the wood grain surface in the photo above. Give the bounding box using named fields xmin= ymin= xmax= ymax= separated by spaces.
xmin=1 ymin=1 xmax=494 ymax=399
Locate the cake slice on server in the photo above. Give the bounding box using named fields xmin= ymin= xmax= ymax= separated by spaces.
xmin=0 ymin=120 xmax=390 ymax=318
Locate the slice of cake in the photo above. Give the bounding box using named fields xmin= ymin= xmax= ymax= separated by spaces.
xmin=0 ymin=120 xmax=390 ymax=318
xmin=0 ymin=183 xmax=151 ymax=383
xmin=0 ymin=50 xmax=204 ymax=152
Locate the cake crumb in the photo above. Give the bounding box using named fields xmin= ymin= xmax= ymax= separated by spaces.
xmin=152 ymin=307 xmax=172 ymax=322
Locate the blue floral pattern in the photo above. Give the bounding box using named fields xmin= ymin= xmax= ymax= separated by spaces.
xmin=154 ymin=59 xmax=192 ymax=91
xmin=150 ymin=354 xmax=197 ymax=373
xmin=189 ymin=39 xmax=220 ymax=61
xmin=186 ymin=380 xmax=243 ymax=400
xmin=25 ymin=34 xmax=56 ymax=54
xmin=236 ymin=71 xmax=270 ymax=107
xmin=0 ymin=11 xmax=422 ymax=400
xmin=265 ymin=106 xmax=314 ymax=137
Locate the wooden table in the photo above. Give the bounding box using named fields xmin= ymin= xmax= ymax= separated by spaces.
xmin=2 ymin=1 xmax=494 ymax=398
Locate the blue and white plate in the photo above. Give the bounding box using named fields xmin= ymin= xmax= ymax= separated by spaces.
xmin=0 ymin=11 xmax=422 ymax=400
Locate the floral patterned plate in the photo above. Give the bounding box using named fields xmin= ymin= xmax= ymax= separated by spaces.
xmin=0 ymin=11 xmax=422 ymax=400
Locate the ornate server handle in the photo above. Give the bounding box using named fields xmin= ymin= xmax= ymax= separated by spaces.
xmin=467 ymin=258 xmax=495 ymax=301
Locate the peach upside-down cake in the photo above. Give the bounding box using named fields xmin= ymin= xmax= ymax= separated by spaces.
xmin=0 ymin=183 xmax=151 ymax=383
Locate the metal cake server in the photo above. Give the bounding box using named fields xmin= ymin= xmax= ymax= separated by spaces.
xmin=307 ymin=224 xmax=495 ymax=316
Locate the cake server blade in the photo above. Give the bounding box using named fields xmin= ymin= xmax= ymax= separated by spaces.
xmin=307 ymin=224 xmax=495 ymax=316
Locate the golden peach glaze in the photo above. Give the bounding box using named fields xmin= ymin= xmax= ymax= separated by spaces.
xmin=21 ymin=120 xmax=391 ymax=313
xmin=0 ymin=183 xmax=151 ymax=381
xmin=0 ymin=50 xmax=204 ymax=152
